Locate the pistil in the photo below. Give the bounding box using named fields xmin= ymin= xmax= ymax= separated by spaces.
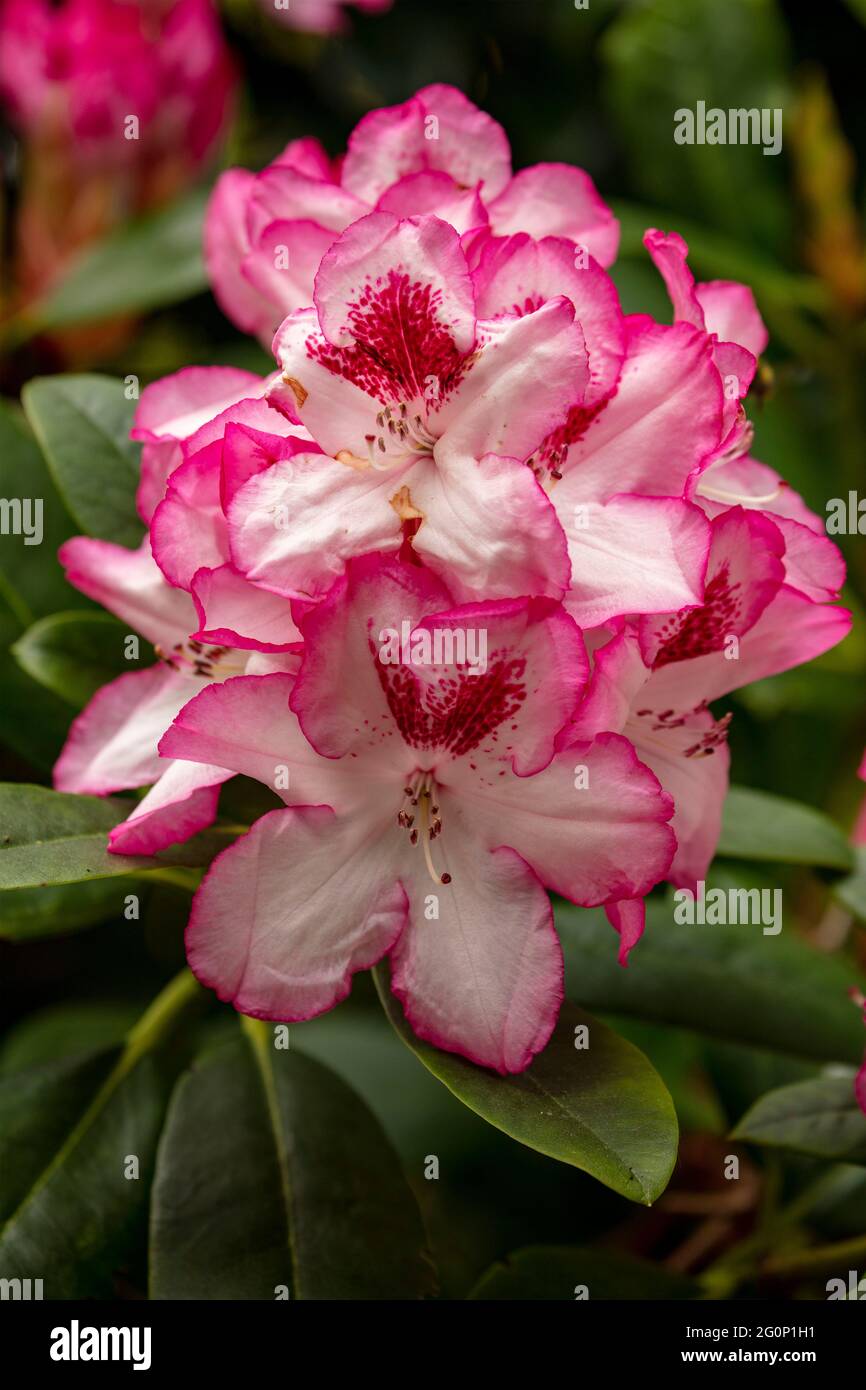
xmin=396 ymin=772 xmax=452 ymax=885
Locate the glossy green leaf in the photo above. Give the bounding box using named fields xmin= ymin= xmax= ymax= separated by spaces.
xmin=22 ymin=375 xmax=144 ymax=548
xmin=12 ymin=611 xmax=145 ymax=709
xmin=374 ymin=969 xmax=678 ymax=1205
xmin=559 ymin=901 xmax=865 ymax=1065
xmin=149 ymin=1022 xmax=435 ymax=1299
xmin=0 ymin=784 xmax=227 ymax=888
xmin=0 ymin=971 xmax=201 ymax=1297
xmin=26 ymin=189 xmax=209 ymax=330
xmin=733 ymin=1070 xmax=866 ymax=1164
xmin=0 ymin=408 xmax=89 ymax=770
xmin=0 ymin=1003 xmax=140 ymax=1075
xmin=0 ymin=1050 xmax=119 ymax=1229
xmin=0 ymin=606 xmax=75 ymax=772
xmin=717 ymin=785 xmax=853 ymax=870
xmin=0 ymin=878 xmax=128 ymax=941
xmin=0 ymin=403 xmax=87 ymax=625
xmin=468 ymin=1244 xmax=699 ymax=1300
xmin=834 ymin=846 xmax=866 ymax=920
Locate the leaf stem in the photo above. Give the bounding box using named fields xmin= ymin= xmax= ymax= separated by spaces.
xmin=124 ymin=967 xmax=204 ymax=1068
xmin=139 ymin=866 xmax=201 ymax=893
xmin=763 ymin=1232 xmax=866 ymax=1281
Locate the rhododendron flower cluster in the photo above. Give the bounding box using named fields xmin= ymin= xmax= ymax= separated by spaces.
xmin=55 ymin=86 xmax=851 ymax=1074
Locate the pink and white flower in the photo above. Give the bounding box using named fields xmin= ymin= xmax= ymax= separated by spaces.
xmin=55 ymin=535 xmax=299 ymax=856
xmin=160 ymin=553 xmax=676 ymax=1073
xmin=42 ymin=79 xmax=855 ymax=1081
xmin=228 ymin=211 xmax=587 ymax=605
xmin=476 ymin=240 xmax=726 ymax=627
xmin=55 ymin=367 xmax=323 ymax=856
xmin=132 ymin=364 xmax=318 ymax=649
xmin=564 ymin=508 xmax=851 ymax=903
xmin=204 ymin=83 xmax=619 ymax=342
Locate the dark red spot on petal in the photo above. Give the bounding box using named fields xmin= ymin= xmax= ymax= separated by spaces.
xmin=653 ymin=567 xmax=743 ymax=668
xmin=309 ymin=270 xmax=468 ymax=404
xmin=373 ymin=644 xmax=527 ymax=757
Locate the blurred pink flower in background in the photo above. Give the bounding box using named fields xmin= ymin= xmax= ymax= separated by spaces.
xmin=0 ymin=0 xmax=234 ymax=168
xmin=261 ymin=0 xmax=391 ymax=36
xmin=0 ymin=0 xmax=235 ymax=315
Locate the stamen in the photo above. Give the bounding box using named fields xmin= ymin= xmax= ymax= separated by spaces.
xmin=155 ymin=639 xmax=246 ymax=680
xmin=363 ymin=404 xmax=438 ymax=469
xmin=397 ymin=773 xmax=452 ymax=885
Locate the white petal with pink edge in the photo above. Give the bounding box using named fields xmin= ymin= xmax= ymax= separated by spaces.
xmin=388 ymin=834 xmax=563 ymax=1074
xmin=487 ymin=164 xmax=620 ymax=267
xmin=59 ymin=537 xmax=196 ymax=650
xmin=341 ymin=85 xmax=511 ymax=204
xmin=186 ymin=806 xmax=409 ymax=1020
xmin=449 ymin=732 xmax=675 ymax=907
xmin=562 ymin=496 xmax=710 ymax=629
xmin=54 ymin=665 xmax=198 ymax=795
xmin=108 ymin=759 xmax=232 ymax=856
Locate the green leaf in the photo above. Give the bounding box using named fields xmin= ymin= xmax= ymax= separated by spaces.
xmin=22 ymin=375 xmax=144 ymax=548
xmin=559 ymin=900 xmax=866 ymax=1066
xmin=373 ymin=969 xmax=678 ymax=1205
xmin=0 ymin=879 xmax=128 ymax=941
xmin=834 ymin=846 xmax=866 ymax=921
xmin=717 ymin=785 xmax=853 ymax=870
xmin=0 ymin=1050 xmax=119 ymax=1229
xmin=0 ymin=1002 xmax=140 ymax=1075
xmin=0 ymin=403 xmax=87 ymax=625
xmin=468 ymin=1244 xmax=699 ymax=1300
xmin=0 ymin=784 xmax=227 ymax=889
xmin=26 ymin=189 xmax=209 ymax=330
xmin=733 ymin=1070 xmax=866 ymax=1164
xmin=0 ymin=971 xmax=201 ymax=1297
xmin=0 ymin=408 xmax=91 ymax=769
xmin=0 ymin=607 xmax=76 ymax=772
xmin=149 ymin=1022 xmax=435 ymax=1299
xmin=12 ymin=611 xmax=145 ymax=708
xmin=702 ymin=1037 xmax=816 ymax=1126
